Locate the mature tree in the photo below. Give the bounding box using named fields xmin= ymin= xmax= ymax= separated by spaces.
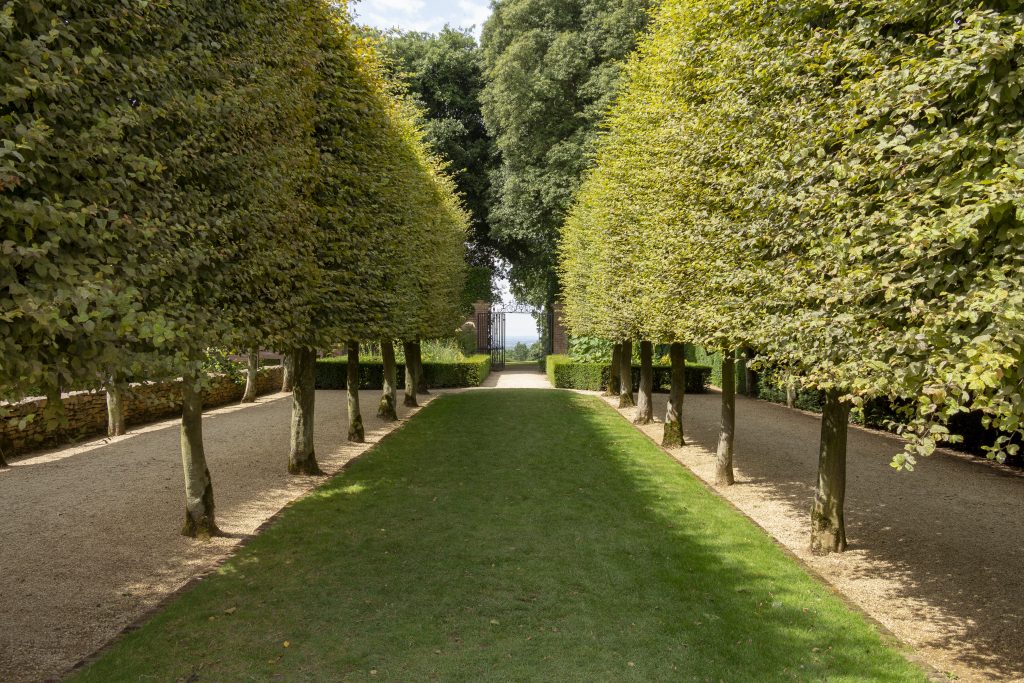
xmin=381 ymin=27 xmax=496 ymax=267
xmin=481 ymin=0 xmax=653 ymax=307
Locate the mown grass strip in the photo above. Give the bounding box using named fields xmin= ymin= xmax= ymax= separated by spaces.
xmin=75 ymin=390 xmax=924 ymax=682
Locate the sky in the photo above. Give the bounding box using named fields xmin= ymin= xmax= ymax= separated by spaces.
xmin=353 ymin=0 xmax=492 ymax=39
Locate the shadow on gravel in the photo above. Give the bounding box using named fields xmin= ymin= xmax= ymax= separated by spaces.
xmin=670 ymin=391 xmax=1024 ymax=680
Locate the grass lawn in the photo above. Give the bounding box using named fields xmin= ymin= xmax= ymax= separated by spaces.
xmin=75 ymin=390 xmax=924 ymax=682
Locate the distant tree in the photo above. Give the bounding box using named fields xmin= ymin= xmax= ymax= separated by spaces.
xmin=480 ymin=0 xmax=653 ymax=307
xmin=509 ymin=342 xmax=530 ymax=361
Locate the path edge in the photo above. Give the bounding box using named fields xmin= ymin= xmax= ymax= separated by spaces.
xmin=575 ymin=388 xmax=949 ymax=683
xmin=57 ymin=394 xmax=451 ymax=682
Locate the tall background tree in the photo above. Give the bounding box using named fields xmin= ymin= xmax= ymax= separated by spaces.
xmin=480 ymin=0 xmax=653 ymax=307
xmin=380 ymin=27 xmax=496 ymax=270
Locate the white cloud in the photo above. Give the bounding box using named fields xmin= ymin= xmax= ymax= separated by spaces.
xmin=354 ymin=0 xmax=491 ymax=39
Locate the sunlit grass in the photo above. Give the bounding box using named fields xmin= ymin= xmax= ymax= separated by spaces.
xmin=74 ymin=391 xmax=924 ymax=682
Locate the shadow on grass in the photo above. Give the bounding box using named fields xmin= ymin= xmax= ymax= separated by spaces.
xmin=665 ymin=391 xmax=1023 ymax=680
xmin=74 ymin=390 xmax=923 ymax=682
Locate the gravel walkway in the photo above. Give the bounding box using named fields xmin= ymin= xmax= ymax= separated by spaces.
xmin=605 ymin=389 xmax=1024 ymax=682
xmin=0 ymin=390 xmax=442 ymax=683
xmin=480 ymin=366 xmax=551 ymax=389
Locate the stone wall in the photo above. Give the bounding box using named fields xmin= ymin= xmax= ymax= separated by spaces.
xmin=0 ymin=368 xmax=284 ymax=459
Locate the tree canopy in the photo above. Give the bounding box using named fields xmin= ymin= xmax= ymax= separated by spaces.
xmin=380 ymin=27 xmax=495 ymax=269
xmin=480 ymin=0 xmax=653 ymax=307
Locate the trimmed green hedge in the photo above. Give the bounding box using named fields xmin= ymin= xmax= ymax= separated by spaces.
xmin=685 ymin=345 xmax=747 ymax=394
xmin=316 ymin=355 xmax=491 ymax=390
xmin=546 ymin=355 xmax=710 ymax=393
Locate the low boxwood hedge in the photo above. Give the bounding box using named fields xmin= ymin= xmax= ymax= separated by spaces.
xmin=546 ymin=355 xmax=710 ymax=393
xmin=316 ymin=354 xmax=491 ymax=390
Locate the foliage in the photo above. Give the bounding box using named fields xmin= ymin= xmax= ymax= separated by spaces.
xmin=460 ymin=265 xmax=496 ymax=316
xmin=315 ymin=355 xmax=491 ymax=389
xmin=480 ymin=0 xmax=654 ymax=307
xmin=568 ymin=336 xmax=614 ymax=363
xmin=558 ymin=0 xmax=1024 ymax=467
xmin=546 ymin=355 xmax=710 ymax=393
xmin=509 ymin=342 xmax=531 ymax=362
xmin=304 ymin=14 xmax=470 ymax=350
xmin=379 ymin=28 xmax=497 ymax=267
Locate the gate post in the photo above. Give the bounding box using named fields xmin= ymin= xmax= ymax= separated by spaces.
xmin=551 ymin=303 xmax=569 ymax=355
xmin=473 ymin=300 xmax=491 ymax=353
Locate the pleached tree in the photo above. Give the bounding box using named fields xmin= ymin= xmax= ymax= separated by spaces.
xmin=560 ymin=0 xmax=1024 ymax=556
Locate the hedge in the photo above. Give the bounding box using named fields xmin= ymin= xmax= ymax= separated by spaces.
xmin=546 ymin=355 xmax=710 ymax=393
xmin=316 ymin=355 xmax=491 ymax=390
xmin=685 ymin=345 xmax=747 ymax=394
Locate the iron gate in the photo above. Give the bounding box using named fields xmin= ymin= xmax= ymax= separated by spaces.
xmin=489 ymin=311 xmax=505 ymax=371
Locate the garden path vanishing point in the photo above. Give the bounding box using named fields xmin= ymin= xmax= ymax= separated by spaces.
xmin=4 ymin=368 xmax=1020 ymax=682
xmin=606 ymin=389 xmax=1024 ymax=683
xmin=0 ymin=389 xmax=445 ymax=683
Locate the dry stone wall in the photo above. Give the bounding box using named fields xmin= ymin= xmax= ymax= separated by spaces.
xmin=0 ymin=368 xmax=284 ymax=459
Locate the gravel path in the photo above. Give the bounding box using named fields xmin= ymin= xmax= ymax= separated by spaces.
xmin=0 ymin=390 xmax=442 ymax=683
xmin=480 ymin=366 xmax=551 ymax=389
xmin=605 ymin=389 xmax=1024 ymax=682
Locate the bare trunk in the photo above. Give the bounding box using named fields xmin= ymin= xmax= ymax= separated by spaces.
xmin=241 ymin=347 xmax=259 ymax=403
xmin=634 ymin=341 xmax=654 ymax=424
xmin=0 ymin=449 xmax=8 ymax=468
xmin=347 ymin=341 xmax=364 ymax=443
xmin=605 ymin=343 xmax=621 ymax=396
xmin=811 ymin=389 xmax=850 ymax=555
xmin=288 ymin=348 xmax=320 ymax=475
xmin=180 ymin=366 xmax=217 ymax=538
xmin=743 ymin=346 xmax=758 ymax=397
xmin=402 ymin=341 xmax=418 ymax=408
xmin=663 ymin=342 xmax=686 ymax=447
xmin=716 ymin=348 xmax=735 ymax=486
xmin=786 ymin=374 xmax=797 ymax=409
xmin=618 ymin=340 xmax=635 ymax=408
xmin=106 ymin=380 xmax=127 ymax=437
xmin=414 ymin=340 xmax=429 ymax=395
xmin=281 ymin=355 xmax=294 ymax=393
xmin=378 ymin=339 xmax=398 ymax=421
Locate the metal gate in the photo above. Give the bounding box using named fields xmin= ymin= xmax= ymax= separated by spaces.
xmin=489 ymin=311 xmax=505 ymax=371
xmin=476 ymin=309 xmax=506 ymax=371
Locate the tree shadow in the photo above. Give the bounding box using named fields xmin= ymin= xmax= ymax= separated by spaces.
xmin=77 ymin=390 xmax=924 ymax=681
xmin=662 ymin=391 xmax=1024 ymax=680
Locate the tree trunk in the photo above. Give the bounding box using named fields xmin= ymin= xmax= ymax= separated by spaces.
xmin=634 ymin=341 xmax=654 ymax=424
xmin=0 ymin=449 xmax=8 ymax=468
xmin=605 ymin=343 xmax=621 ymax=396
xmin=180 ymin=366 xmax=217 ymax=538
xmin=811 ymin=389 xmax=851 ymax=555
xmin=241 ymin=347 xmax=259 ymax=403
xmin=414 ymin=340 xmax=429 ymax=395
xmin=378 ymin=339 xmax=398 ymax=421
xmin=347 ymin=340 xmax=364 ymax=443
xmin=106 ymin=380 xmax=127 ymax=437
xmin=402 ymin=341 xmax=418 ymax=408
xmin=618 ymin=340 xmax=635 ymax=408
xmin=281 ymin=354 xmax=294 ymax=393
xmin=716 ymin=348 xmax=736 ymax=486
xmin=743 ymin=346 xmax=758 ymax=397
xmin=288 ymin=348 xmax=320 ymax=475
xmin=663 ymin=342 xmax=686 ymax=447
xmin=786 ymin=374 xmax=797 ymax=409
